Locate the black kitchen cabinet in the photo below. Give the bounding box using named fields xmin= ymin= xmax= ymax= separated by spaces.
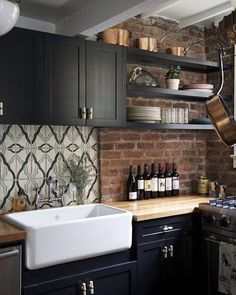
xmin=133 ymin=214 xmax=194 ymax=295
xmin=23 ymin=251 xmax=137 ymax=295
xmin=44 ymin=34 xmax=85 ymax=126
xmin=0 ymin=28 xmax=43 ymax=124
xmin=85 ymin=41 xmax=125 ymax=127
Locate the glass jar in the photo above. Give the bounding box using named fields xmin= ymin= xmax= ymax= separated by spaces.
xmin=198 ymin=176 xmax=209 ymax=195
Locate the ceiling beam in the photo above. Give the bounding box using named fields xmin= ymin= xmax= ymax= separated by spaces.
xmin=17 ymin=16 xmax=56 ymax=33
xmin=55 ymin=0 xmax=167 ymax=36
xmin=179 ymin=1 xmax=234 ymax=28
xmin=230 ymin=0 xmax=236 ymax=8
xmin=141 ymin=0 xmax=180 ymax=18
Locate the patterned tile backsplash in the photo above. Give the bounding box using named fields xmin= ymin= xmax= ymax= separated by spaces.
xmin=0 ymin=125 xmax=99 ymax=213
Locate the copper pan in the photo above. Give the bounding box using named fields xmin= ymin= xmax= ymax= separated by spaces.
xmin=98 ymin=28 xmax=130 ymax=46
xmin=135 ymin=37 xmax=159 ymax=52
xmin=166 ymin=46 xmax=185 ymax=56
xmin=135 ymin=32 xmax=178 ymax=52
xmin=206 ymin=48 xmax=236 ymax=146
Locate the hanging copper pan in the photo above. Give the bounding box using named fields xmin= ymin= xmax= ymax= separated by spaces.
xmin=206 ymin=48 xmax=236 ymax=146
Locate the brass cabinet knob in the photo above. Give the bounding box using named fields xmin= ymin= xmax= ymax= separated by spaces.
xmin=162 ymin=246 xmax=168 ymax=259
xmin=81 ymin=282 xmax=87 ymax=295
xmin=86 ymin=107 xmax=93 ymax=119
xmin=80 ymin=107 xmax=87 ymax=119
xmin=0 ymin=102 xmax=4 ymax=116
xmin=89 ymin=280 xmax=95 ymax=294
xmin=168 ymin=245 xmax=174 ymax=258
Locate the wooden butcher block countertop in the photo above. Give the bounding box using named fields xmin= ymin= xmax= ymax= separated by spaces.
xmin=0 ymin=218 xmax=26 ymax=244
xmin=104 ymin=195 xmax=211 ymax=221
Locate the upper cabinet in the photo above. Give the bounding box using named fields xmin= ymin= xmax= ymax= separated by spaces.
xmin=0 ymin=28 xmax=44 ymax=124
xmin=0 ymin=28 xmax=125 ymax=127
xmin=44 ymin=34 xmax=85 ymax=126
xmin=85 ymin=41 xmax=125 ymax=127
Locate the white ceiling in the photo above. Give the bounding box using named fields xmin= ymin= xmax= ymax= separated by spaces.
xmin=16 ymin=0 xmax=236 ymax=36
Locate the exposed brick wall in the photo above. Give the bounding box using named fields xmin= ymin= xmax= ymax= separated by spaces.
xmin=99 ymin=128 xmax=209 ymax=201
xmin=99 ymin=16 xmax=236 ymax=201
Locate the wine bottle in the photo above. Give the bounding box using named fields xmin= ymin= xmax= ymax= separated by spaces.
xmin=165 ymin=163 xmax=172 ymax=197
xmin=150 ymin=163 xmax=158 ymax=198
xmin=127 ymin=165 xmax=137 ymax=201
xmin=143 ymin=164 xmax=151 ymax=199
xmin=172 ymin=163 xmax=180 ymax=196
xmin=136 ymin=165 xmax=144 ymax=200
xmin=158 ymin=163 xmax=165 ymax=197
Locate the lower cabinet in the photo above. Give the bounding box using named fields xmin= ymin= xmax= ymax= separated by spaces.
xmin=134 ymin=214 xmax=195 ymax=295
xmin=23 ymin=255 xmax=137 ymax=295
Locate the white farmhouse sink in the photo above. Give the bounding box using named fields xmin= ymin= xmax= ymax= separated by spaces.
xmin=3 ymin=204 xmax=133 ymax=270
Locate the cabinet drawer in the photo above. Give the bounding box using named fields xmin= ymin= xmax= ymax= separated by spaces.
xmin=133 ymin=214 xmax=192 ymax=245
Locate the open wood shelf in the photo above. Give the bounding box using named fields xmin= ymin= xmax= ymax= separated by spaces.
xmin=125 ymin=121 xmax=214 ymax=130
xmin=127 ymin=47 xmax=231 ymax=73
xmin=127 ymin=85 xmax=213 ymax=101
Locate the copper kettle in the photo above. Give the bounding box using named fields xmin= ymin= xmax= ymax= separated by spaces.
xmin=206 ymin=48 xmax=236 ymax=146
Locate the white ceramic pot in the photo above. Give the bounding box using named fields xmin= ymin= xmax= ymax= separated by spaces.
xmin=165 ymin=78 xmax=180 ymax=90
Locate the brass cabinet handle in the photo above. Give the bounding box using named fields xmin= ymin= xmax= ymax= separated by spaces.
xmin=89 ymin=280 xmax=95 ymax=294
xmin=86 ymin=107 xmax=93 ymax=119
xmin=0 ymin=102 xmax=3 ymax=116
xmin=162 ymin=246 xmax=168 ymax=259
xmin=168 ymin=245 xmax=174 ymax=258
xmin=81 ymin=282 xmax=87 ymax=295
xmin=80 ymin=107 xmax=87 ymax=119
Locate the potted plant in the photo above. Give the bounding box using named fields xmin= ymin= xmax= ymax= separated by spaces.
xmin=165 ymin=65 xmax=181 ymax=90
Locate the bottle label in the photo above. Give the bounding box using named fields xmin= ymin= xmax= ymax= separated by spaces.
xmin=173 ymin=177 xmax=179 ymax=190
xmin=144 ymin=180 xmax=151 ymax=191
xmin=166 ymin=177 xmax=172 ymax=191
xmin=158 ymin=179 xmax=165 ymax=192
xmin=138 ymin=179 xmax=144 ymax=190
xmin=129 ymin=192 xmax=137 ymax=200
xmin=151 ymin=178 xmax=158 ymax=192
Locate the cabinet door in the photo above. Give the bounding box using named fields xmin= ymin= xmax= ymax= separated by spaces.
xmin=137 ymin=239 xmax=166 ymax=295
xmin=89 ymin=262 xmax=137 ymax=295
xmin=85 ymin=41 xmax=125 ymax=127
xmin=166 ymin=231 xmax=193 ymax=295
xmin=0 ymin=28 xmax=43 ymax=124
xmin=44 ymin=34 xmax=85 ymax=125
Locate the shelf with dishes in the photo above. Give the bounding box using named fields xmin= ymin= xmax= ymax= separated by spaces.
xmin=126 ymin=106 xmax=214 ymax=130
xmin=127 ymin=84 xmax=213 ymax=101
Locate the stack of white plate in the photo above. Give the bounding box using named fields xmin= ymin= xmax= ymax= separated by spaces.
xmin=127 ymin=106 xmax=161 ymax=123
xmin=183 ymin=83 xmax=214 ymax=94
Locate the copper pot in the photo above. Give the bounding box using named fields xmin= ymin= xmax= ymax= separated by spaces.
xmin=166 ymin=47 xmax=185 ymax=56
xmin=135 ymin=33 xmax=177 ymax=52
xmin=99 ymin=28 xmax=130 ymax=46
xmin=135 ymin=37 xmax=159 ymax=52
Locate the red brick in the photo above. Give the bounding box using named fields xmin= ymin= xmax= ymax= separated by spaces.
xmin=137 ymin=142 xmax=155 ymax=149
xmin=100 ymin=143 xmax=114 ymax=150
xmin=123 ymin=151 xmax=145 ymax=158
xmin=99 ymin=133 xmax=121 ymax=142
xmin=115 ymin=142 xmax=136 ymax=150
xmin=100 ymin=151 xmax=122 ymax=159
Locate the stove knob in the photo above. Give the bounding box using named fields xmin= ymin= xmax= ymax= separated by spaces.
xmin=205 ymin=214 xmax=216 ymax=224
xmin=220 ymin=216 xmax=230 ymax=227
